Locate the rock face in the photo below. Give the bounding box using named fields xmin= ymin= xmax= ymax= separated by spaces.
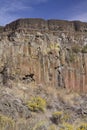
xmin=0 ymin=18 xmax=87 ymax=92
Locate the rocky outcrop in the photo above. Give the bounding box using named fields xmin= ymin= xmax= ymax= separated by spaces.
xmin=0 ymin=92 xmax=31 ymax=119
xmin=4 ymin=18 xmax=87 ymax=32
xmin=0 ymin=18 xmax=87 ymax=92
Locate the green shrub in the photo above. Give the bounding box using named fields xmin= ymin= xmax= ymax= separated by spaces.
xmin=69 ymin=52 xmax=76 ymax=62
xmin=76 ymin=123 xmax=87 ymax=130
xmin=59 ymin=123 xmax=73 ymax=130
xmin=71 ymin=44 xmax=81 ymax=53
xmin=81 ymin=45 xmax=87 ymax=53
xmin=48 ymin=124 xmax=56 ymax=130
xmin=52 ymin=111 xmax=63 ymax=124
xmin=0 ymin=114 xmax=14 ymax=130
xmin=52 ymin=111 xmax=63 ymax=118
xmin=62 ymin=112 xmax=70 ymax=122
xmin=52 ymin=111 xmax=71 ymax=125
xmin=27 ymin=97 xmax=46 ymax=112
xmin=32 ymin=121 xmax=46 ymax=130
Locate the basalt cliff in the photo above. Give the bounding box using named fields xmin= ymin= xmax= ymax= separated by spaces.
xmin=0 ymin=18 xmax=87 ymax=92
xmin=0 ymin=19 xmax=87 ymax=130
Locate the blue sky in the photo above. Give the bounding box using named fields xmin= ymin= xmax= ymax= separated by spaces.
xmin=0 ymin=0 xmax=87 ymax=25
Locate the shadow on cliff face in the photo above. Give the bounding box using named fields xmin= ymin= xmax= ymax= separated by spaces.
xmin=22 ymin=74 xmax=35 ymax=83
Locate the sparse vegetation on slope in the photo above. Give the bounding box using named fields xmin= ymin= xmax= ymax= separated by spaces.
xmin=0 ymin=114 xmax=14 ymax=130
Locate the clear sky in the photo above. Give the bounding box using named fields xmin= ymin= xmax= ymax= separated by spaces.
xmin=0 ymin=0 xmax=87 ymax=25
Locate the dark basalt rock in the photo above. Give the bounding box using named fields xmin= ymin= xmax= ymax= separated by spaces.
xmin=3 ymin=18 xmax=87 ymax=33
